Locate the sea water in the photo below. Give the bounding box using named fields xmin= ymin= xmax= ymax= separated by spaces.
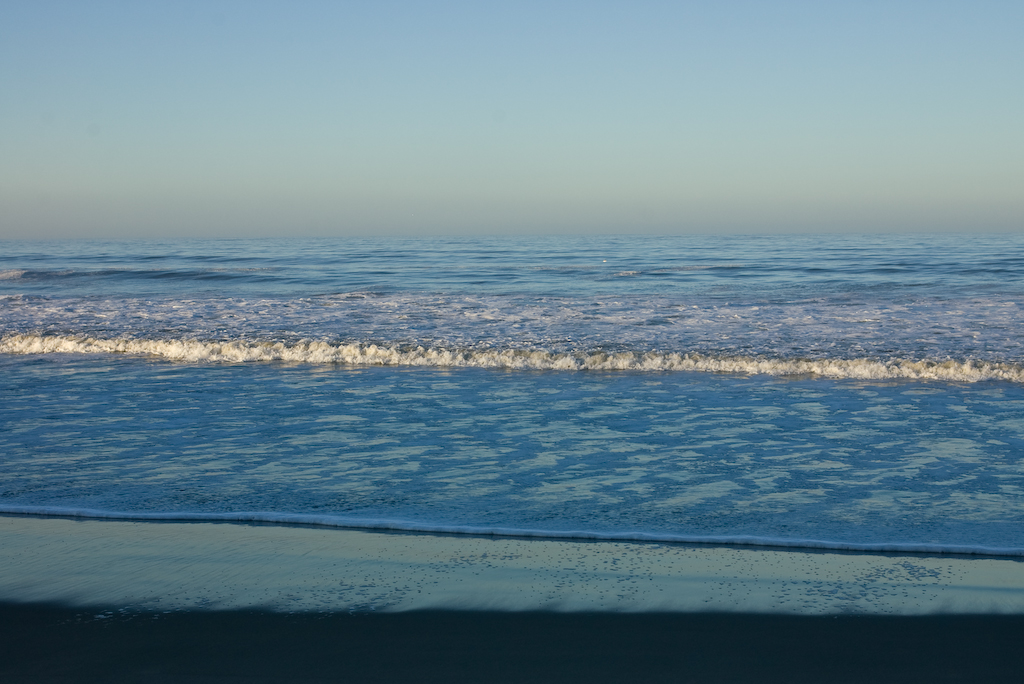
xmin=2 ymin=234 xmax=1024 ymax=555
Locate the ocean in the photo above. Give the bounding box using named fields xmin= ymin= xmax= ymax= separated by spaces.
xmin=3 ymin=232 xmax=1023 ymax=559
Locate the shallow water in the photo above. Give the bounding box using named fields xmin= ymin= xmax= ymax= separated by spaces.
xmin=2 ymin=234 xmax=1024 ymax=554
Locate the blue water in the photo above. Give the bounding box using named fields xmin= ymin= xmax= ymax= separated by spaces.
xmin=3 ymin=234 xmax=1024 ymax=553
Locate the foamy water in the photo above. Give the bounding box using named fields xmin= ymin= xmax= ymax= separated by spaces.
xmin=2 ymin=234 xmax=1024 ymax=553
xmin=5 ymin=333 xmax=1024 ymax=382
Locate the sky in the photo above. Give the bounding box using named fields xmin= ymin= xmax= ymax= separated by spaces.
xmin=1 ymin=0 xmax=1022 ymax=239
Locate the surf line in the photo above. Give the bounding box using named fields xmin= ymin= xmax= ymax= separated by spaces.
xmin=2 ymin=505 xmax=1022 ymax=559
xmin=4 ymin=333 xmax=1024 ymax=382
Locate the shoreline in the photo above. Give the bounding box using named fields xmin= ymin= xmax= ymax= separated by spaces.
xmin=3 ymin=514 xmax=1023 ymax=615
xmin=5 ymin=506 xmax=1024 ymax=558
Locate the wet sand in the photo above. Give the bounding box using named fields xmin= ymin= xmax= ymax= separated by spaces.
xmin=3 ymin=515 xmax=1024 ymax=614
xmin=3 ymin=514 xmax=1024 ymax=682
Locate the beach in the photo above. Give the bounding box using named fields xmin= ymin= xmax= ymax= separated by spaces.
xmin=6 ymin=604 xmax=1024 ymax=683
xmin=4 ymin=515 xmax=1024 ymax=614
xmin=3 ymin=514 xmax=1024 ymax=682
xmin=5 ymin=1 xmax=1024 ymax=678
xmin=4 ymin=235 xmax=1024 ymax=681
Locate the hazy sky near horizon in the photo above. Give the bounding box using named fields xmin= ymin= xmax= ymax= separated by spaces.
xmin=1 ymin=1 xmax=1022 ymax=239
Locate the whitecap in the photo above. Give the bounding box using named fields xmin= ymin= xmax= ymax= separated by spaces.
xmin=3 ymin=333 xmax=1024 ymax=383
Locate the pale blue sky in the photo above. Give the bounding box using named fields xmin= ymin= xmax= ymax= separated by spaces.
xmin=1 ymin=1 xmax=1021 ymax=238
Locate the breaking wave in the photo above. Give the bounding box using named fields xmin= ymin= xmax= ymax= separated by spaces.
xmin=3 ymin=333 xmax=1024 ymax=382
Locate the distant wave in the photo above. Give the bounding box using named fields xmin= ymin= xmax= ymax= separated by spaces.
xmin=3 ymin=333 xmax=1024 ymax=382
xmin=2 ymin=505 xmax=1022 ymax=558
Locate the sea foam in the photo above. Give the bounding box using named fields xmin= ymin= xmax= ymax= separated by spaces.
xmin=3 ymin=333 xmax=1023 ymax=382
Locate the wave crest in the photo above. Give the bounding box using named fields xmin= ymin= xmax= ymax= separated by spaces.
xmin=2 ymin=333 xmax=1023 ymax=382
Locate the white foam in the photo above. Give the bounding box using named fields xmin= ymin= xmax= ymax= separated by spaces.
xmin=2 ymin=291 xmax=1022 ymax=366
xmin=0 ymin=269 xmax=25 ymax=280
xmin=3 ymin=333 xmax=1024 ymax=383
xmin=2 ymin=505 xmax=1022 ymax=557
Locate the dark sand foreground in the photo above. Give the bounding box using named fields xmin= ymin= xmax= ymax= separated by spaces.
xmin=4 ymin=515 xmax=1024 ymax=682
xmin=3 ymin=603 xmax=1024 ymax=683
